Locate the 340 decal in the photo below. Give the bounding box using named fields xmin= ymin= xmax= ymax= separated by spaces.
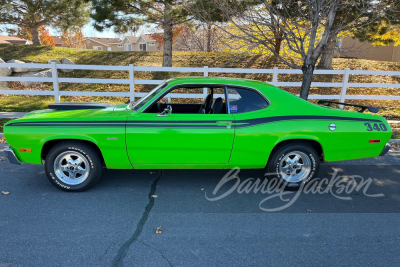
xmin=364 ymin=123 xmax=387 ymax=132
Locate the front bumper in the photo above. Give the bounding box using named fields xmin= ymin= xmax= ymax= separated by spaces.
xmin=379 ymin=143 xmax=391 ymax=157
xmin=4 ymin=147 xmax=21 ymax=165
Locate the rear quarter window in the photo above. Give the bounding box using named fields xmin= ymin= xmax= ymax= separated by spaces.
xmin=227 ymin=87 xmax=269 ymax=113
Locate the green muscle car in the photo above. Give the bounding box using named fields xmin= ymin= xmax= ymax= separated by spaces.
xmin=3 ymin=77 xmax=391 ymax=191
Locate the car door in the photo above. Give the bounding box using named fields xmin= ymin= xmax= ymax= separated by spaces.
xmin=226 ymin=86 xmax=272 ymax=168
xmin=126 ymin=87 xmax=235 ymax=165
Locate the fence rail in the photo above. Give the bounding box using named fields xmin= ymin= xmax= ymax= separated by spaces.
xmin=1 ymin=62 xmax=400 ymax=103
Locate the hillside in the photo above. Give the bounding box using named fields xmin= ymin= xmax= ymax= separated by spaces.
xmin=0 ymin=44 xmax=399 ymax=119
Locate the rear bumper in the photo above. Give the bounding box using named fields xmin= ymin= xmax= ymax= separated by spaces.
xmin=379 ymin=143 xmax=391 ymax=157
xmin=4 ymin=147 xmax=21 ymax=165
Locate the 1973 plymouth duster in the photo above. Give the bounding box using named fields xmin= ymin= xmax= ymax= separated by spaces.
xmin=3 ymin=77 xmax=391 ymax=191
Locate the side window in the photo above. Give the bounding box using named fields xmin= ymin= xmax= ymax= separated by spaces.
xmin=145 ymin=86 xmax=228 ymax=114
xmin=158 ymin=87 xmax=205 ymax=105
xmin=227 ymin=87 xmax=269 ymax=114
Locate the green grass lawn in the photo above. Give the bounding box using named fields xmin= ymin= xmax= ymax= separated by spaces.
xmin=1 ymin=44 xmax=400 ymax=118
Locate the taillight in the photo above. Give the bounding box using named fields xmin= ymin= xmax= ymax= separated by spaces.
xmin=369 ymin=140 xmax=381 ymax=143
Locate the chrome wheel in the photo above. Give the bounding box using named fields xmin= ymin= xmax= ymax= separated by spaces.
xmin=279 ymin=151 xmax=311 ymax=183
xmin=54 ymin=151 xmax=90 ymax=185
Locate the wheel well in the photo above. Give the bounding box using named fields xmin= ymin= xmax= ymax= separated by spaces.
xmin=270 ymin=139 xmax=324 ymax=160
xmin=41 ymin=139 xmax=105 ymax=164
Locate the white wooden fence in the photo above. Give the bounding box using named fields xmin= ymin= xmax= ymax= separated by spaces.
xmin=1 ymin=62 xmax=400 ymax=103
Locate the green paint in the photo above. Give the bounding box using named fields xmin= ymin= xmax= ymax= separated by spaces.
xmin=4 ymin=77 xmax=391 ymax=169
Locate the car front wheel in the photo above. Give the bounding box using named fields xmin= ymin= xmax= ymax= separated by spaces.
xmin=266 ymin=142 xmax=320 ymax=189
xmin=44 ymin=141 xmax=103 ymax=191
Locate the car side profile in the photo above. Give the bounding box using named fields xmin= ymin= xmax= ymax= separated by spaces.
xmin=4 ymin=77 xmax=392 ymax=191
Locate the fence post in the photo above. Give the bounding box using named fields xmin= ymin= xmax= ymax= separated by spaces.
xmin=51 ymin=61 xmax=60 ymax=103
xmin=203 ymin=66 xmax=209 ymax=97
xmin=272 ymin=67 xmax=278 ymax=86
xmin=339 ymin=68 xmax=350 ymax=109
xmin=129 ymin=64 xmax=135 ymax=102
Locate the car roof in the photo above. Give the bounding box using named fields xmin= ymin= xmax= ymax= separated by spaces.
xmin=166 ymin=76 xmax=274 ymax=88
xmin=165 ymin=76 xmax=295 ymax=101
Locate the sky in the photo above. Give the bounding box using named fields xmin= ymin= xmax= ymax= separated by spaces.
xmin=1 ymin=20 xmax=156 ymax=38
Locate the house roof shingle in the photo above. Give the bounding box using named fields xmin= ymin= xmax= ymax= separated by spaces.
xmin=142 ymin=34 xmax=155 ymax=41
xmin=51 ymin=36 xmax=65 ymax=46
xmin=125 ymin=36 xmax=139 ymax=43
xmin=0 ymin=35 xmax=32 ymax=45
xmin=85 ymin=37 xmax=121 ymax=45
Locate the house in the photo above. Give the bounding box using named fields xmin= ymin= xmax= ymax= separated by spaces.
xmin=83 ymin=34 xmax=161 ymax=52
xmin=338 ymin=36 xmax=400 ymax=62
xmin=119 ymin=34 xmax=160 ymax=52
xmin=84 ymin=37 xmax=122 ymax=51
xmin=0 ymin=35 xmax=32 ymax=45
xmin=52 ymin=36 xmax=65 ymax=47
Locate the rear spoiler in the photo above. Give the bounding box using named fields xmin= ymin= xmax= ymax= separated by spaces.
xmin=317 ymin=100 xmax=379 ymax=113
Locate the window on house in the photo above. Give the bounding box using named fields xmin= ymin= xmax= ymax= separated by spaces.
xmin=149 ymin=42 xmax=155 ymax=46
xmin=93 ymin=46 xmax=102 ymax=50
xmin=125 ymin=44 xmax=132 ymax=51
xmin=140 ymin=43 xmax=147 ymax=51
xmin=107 ymin=47 xmax=111 ymax=51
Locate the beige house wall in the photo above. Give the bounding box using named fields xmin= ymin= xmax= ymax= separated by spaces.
xmin=109 ymin=43 xmax=124 ymax=51
xmin=98 ymin=35 xmax=163 ymax=52
xmin=340 ymin=37 xmax=399 ymax=62
xmin=121 ymin=39 xmax=134 ymax=51
xmin=85 ymin=39 xmax=108 ymax=51
xmin=147 ymin=42 xmax=160 ymax=51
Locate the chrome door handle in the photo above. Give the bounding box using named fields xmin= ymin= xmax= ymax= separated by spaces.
xmin=216 ymin=121 xmax=232 ymax=129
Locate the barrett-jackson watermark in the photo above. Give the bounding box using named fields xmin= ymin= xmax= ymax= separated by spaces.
xmin=205 ymin=167 xmax=384 ymax=212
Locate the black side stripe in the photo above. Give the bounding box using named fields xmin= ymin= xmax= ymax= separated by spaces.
xmin=235 ymin=115 xmax=382 ymax=128
xmin=6 ymin=115 xmax=382 ymax=128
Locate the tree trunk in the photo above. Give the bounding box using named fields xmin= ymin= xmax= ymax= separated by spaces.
xmin=299 ymin=64 xmax=315 ymax=100
xmin=274 ymin=37 xmax=282 ymax=55
xmin=206 ymin=24 xmax=212 ymax=52
xmin=317 ymin=32 xmax=338 ymax=70
xmin=31 ymin=26 xmax=41 ymax=45
xmin=162 ymin=6 xmax=173 ymax=67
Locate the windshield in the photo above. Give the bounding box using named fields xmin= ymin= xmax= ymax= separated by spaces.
xmin=131 ymin=82 xmax=168 ymax=111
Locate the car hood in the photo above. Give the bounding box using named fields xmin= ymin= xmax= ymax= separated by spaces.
xmin=12 ymin=104 xmax=129 ymax=122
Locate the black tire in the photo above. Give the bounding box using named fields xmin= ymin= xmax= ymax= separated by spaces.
xmin=266 ymin=142 xmax=320 ymax=189
xmin=44 ymin=141 xmax=103 ymax=191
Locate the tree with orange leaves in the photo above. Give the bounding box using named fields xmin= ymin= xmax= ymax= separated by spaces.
xmin=60 ymin=27 xmax=88 ymax=48
xmin=151 ymin=25 xmax=186 ymax=50
xmin=7 ymin=25 xmax=55 ymax=46
xmin=38 ymin=27 xmax=56 ymax=46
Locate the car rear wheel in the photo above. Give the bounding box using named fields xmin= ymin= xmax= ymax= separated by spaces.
xmin=266 ymin=142 xmax=320 ymax=189
xmin=44 ymin=141 xmax=103 ymax=191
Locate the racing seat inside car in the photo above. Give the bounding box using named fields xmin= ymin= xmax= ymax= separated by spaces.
xmin=209 ymin=97 xmax=223 ymax=114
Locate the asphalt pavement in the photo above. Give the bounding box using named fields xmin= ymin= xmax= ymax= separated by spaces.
xmin=0 ymin=143 xmax=399 ymax=267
